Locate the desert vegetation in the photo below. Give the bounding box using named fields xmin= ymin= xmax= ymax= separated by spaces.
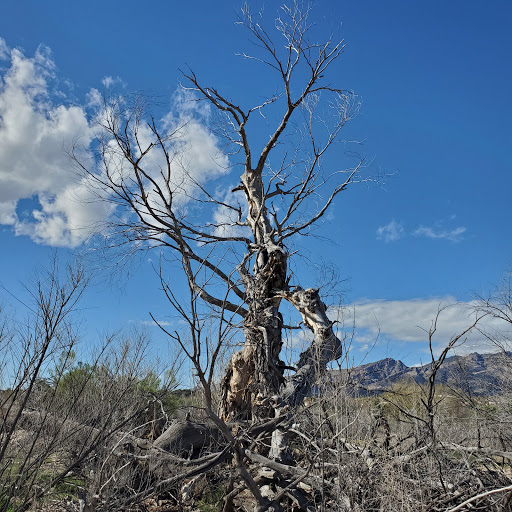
xmin=1 ymin=265 xmax=512 ymax=510
xmin=1 ymin=2 xmax=511 ymax=511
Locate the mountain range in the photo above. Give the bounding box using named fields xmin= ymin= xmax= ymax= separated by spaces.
xmin=338 ymin=351 xmax=512 ymax=396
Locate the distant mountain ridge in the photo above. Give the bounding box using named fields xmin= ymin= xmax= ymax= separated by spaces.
xmin=339 ymin=351 xmax=512 ymax=396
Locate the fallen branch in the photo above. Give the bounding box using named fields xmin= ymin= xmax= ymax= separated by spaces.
xmin=446 ymin=484 xmax=512 ymax=512
xmin=441 ymin=442 xmax=512 ymax=461
xmin=110 ymin=444 xmax=232 ymax=508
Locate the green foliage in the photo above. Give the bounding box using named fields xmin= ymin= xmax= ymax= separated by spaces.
xmin=136 ymin=370 xmax=181 ymax=415
xmin=0 ymin=455 xmax=85 ymax=512
xmin=49 ymin=350 xmax=77 ymax=387
xmin=51 ymin=360 xmax=181 ymax=418
xmin=0 ymin=498 xmax=15 ymax=512
xmin=197 ymin=484 xmax=225 ymax=512
xmin=48 ymin=475 xmax=85 ymax=500
xmin=56 ymin=361 xmax=95 ymax=397
xmin=137 ymin=371 xmax=161 ymax=394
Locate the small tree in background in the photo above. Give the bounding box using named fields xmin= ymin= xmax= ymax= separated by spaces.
xmin=0 ymin=262 xmax=180 ymax=511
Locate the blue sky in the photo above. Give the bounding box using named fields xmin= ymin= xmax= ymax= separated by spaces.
xmin=0 ymin=1 xmax=511 ymax=373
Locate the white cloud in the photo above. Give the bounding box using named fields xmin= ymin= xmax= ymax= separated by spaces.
xmin=376 ymin=220 xmax=403 ymax=242
xmin=0 ymin=41 xmax=229 ymax=248
xmin=95 ymin=91 xmax=230 ymax=238
xmin=377 ymin=218 xmax=467 ymax=244
xmin=86 ymin=88 xmax=102 ymax=108
xmin=211 ymin=187 xmax=251 ymax=239
xmin=0 ymin=200 xmax=16 ymax=224
xmin=101 ymin=76 xmax=124 ymax=89
xmin=0 ymin=44 xmax=110 ymax=246
xmin=331 ymin=298 xmax=511 ymax=357
xmin=139 ymin=320 xmax=172 ymax=327
xmin=102 ymin=76 xmax=115 ymax=88
xmin=413 ymin=225 xmax=466 ymax=241
xmin=0 ymin=37 xmax=9 ymax=60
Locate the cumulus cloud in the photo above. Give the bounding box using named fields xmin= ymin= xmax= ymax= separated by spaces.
xmin=0 ymin=42 xmax=111 ymax=246
xmin=86 ymin=88 xmax=102 ymax=108
xmin=0 ymin=200 xmax=16 ymax=224
xmin=102 ymin=76 xmax=115 ymax=88
xmin=376 ymin=220 xmax=403 ymax=242
xmin=161 ymin=93 xmax=229 ymax=201
xmin=93 ymin=89 xmax=230 ymax=239
xmin=413 ymin=225 xmax=466 ymax=242
xmin=332 ymin=298 xmax=511 ymax=357
xmin=0 ymin=41 xmax=229 ymax=247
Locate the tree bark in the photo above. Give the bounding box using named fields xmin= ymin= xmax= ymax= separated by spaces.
xmin=219 ymin=160 xmax=292 ymax=421
xmin=219 ymin=169 xmax=343 ymax=423
xmin=220 ymin=246 xmax=287 ymax=421
xmin=221 ymin=268 xmax=343 ymax=426
xmin=279 ymin=287 xmax=342 ymax=406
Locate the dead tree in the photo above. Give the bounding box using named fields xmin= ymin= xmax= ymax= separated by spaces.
xmin=77 ymin=2 xmax=362 ymax=424
xmin=73 ymin=3 xmax=368 ymax=508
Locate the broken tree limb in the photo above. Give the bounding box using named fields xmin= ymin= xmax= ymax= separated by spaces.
xmin=279 ymin=287 xmax=342 ymax=407
xmin=439 ymin=441 xmax=512 ymax=461
xmin=153 ymin=418 xmax=222 ymax=456
xmin=446 ymin=484 xmax=512 ymax=512
xmin=110 ymin=444 xmax=233 ymax=508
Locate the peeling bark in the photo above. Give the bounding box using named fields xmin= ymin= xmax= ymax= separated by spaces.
xmin=221 ymin=280 xmax=342 ymax=429
xmin=219 ymin=162 xmax=290 ymax=421
xmin=267 ymin=287 xmax=343 ymax=462
xmin=220 ymin=246 xmax=287 ymax=421
xmin=219 ymin=152 xmax=342 ymax=424
xmin=280 ymin=287 xmax=342 ymax=407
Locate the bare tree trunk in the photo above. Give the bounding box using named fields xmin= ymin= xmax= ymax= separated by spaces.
xmin=219 ymin=167 xmax=343 ymax=424
xmin=221 ymin=245 xmax=287 ymax=421
xmin=221 ymin=273 xmax=343 ymax=430
xmin=219 ymin=156 xmax=292 ymax=421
